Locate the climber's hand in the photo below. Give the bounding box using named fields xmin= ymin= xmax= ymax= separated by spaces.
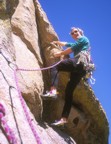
xmin=50 ymin=41 xmax=59 ymax=46
xmin=54 ymin=51 xmax=62 ymax=58
xmin=51 ymin=41 xmax=67 ymax=47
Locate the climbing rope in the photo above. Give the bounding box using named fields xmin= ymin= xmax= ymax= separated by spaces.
xmin=16 ymin=60 xmax=63 ymax=71
xmin=0 ymin=44 xmax=95 ymax=143
xmin=14 ymin=55 xmax=95 ymax=144
xmin=14 ymin=59 xmax=63 ymax=144
xmin=0 ymin=45 xmax=63 ymax=144
xmin=0 ymin=103 xmax=17 ymax=144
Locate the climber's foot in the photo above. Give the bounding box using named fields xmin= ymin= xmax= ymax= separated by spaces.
xmin=51 ymin=119 xmax=68 ymax=127
xmin=41 ymin=89 xmax=58 ymax=99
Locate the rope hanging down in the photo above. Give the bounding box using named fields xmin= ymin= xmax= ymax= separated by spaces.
xmin=14 ymin=70 xmax=42 ymax=144
xmin=0 ymin=103 xmax=17 ymax=144
xmin=0 ymin=46 xmax=94 ymax=143
xmin=13 ymin=60 xmax=63 ymax=144
xmin=0 ymin=59 xmax=62 ymax=144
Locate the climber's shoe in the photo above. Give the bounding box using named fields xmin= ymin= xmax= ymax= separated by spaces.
xmin=41 ymin=89 xmax=58 ymax=99
xmin=51 ymin=119 xmax=68 ymax=126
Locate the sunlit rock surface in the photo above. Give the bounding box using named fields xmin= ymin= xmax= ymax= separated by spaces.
xmin=0 ymin=0 xmax=109 ymax=144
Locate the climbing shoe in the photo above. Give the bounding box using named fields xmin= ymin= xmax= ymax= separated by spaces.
xmin=51 ymin=119 xmax=68 ymax=126
xmin=41 ymin=89 xmax=58 ymax=99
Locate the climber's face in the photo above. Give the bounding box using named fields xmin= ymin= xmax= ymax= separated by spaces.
xmin=71 ymin=28 xmax=80 ymax=40
xmin=70 ymin=27 xmax=83 ymax=40
xmin=71 ymin=29 xmax=78 ymax=35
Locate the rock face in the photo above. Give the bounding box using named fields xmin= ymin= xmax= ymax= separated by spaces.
xmin=0 ymin=0 xmax=109 ymax=144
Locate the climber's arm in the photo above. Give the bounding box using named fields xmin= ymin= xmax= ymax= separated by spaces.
xmin=52 ymin=41 xmax=67 ymax=46
xmin=54 ymin=47 xmax=72 ymax=58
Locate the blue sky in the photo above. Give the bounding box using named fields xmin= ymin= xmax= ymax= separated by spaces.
xmin=39 ymin=0 xmax=111 ymax=143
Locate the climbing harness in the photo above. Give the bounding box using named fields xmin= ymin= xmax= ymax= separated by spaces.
xmin=75 ymin=50 xmax=96 ymax=84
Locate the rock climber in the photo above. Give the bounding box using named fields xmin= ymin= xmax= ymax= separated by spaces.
xmin=42 ymin=27 xmax=94 ymax=126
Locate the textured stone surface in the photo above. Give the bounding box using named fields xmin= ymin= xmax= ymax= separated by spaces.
xmin=0 ymin=0 xmax=109 ymax=144
xmin=11 ymin=0 xmax=44 ymax=120
xmin=0 ymin=0 xmax=76 ymax=143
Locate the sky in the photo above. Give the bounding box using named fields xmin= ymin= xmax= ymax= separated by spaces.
xmin=39 ymin=0 xmax=111 ymax=143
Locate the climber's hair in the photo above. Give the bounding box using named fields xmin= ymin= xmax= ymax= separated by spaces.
xmin=70 ymin=27 xmax=84 ymax=36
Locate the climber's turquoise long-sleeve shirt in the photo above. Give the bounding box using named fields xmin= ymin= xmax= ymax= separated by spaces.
xmin=65 ymin=36 xmax=90 ymax=56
